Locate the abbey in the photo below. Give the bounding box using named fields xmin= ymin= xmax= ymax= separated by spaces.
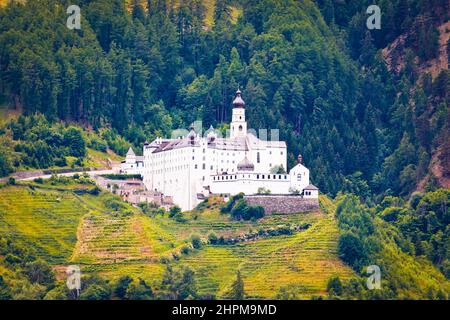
xmin=122 ymin=90 xmax=318 ymax=211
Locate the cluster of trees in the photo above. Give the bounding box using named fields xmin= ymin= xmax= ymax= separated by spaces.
xmin=45 ymin=264 xmax=199 ymax=300
xmin=0 ymin=236 xmax=56 ymax=300
xmin=0 ymin=114 xmax=136 ymax=176
xmin=332 ymin=192 xmax=449 ymax=299
xmin=220 ymin=193 xmax=265 ymax=221
xmin=1 ymin=114 xmax=86 ymax=171
xmin=378 ymin=189 xmax=450 ymax=277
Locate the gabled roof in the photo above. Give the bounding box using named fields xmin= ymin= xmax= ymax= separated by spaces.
xmin=126 ymin=147 xmax=136 ymax=157
xmin=304 ymin=184 xmax=319 ymax=190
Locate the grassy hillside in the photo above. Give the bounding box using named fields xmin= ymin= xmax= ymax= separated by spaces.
xmin=0 ymin=181 xmax=354 ymax=299
xmin=0 ymin=186 xmax=85 ymax=263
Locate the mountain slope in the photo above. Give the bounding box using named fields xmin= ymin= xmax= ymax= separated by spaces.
xmin=0 ymin=181 xmax=354 ymax=299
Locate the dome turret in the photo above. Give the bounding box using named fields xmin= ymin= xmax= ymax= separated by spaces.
xmin=232 ymin=89 xmax=245 ymax=108
xmin=237 ymin=157 xmax=254 ymax=171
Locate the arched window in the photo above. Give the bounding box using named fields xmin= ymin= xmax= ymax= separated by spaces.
xmin=239 ymin=125 xmax=243 ymax=131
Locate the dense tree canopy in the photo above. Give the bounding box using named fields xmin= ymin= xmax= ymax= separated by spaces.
xmin=0 ymin=0 xmax=448 ymax=198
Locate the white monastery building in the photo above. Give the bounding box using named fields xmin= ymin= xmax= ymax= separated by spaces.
xmin=122 ymin=89 xmax=318 ymax=211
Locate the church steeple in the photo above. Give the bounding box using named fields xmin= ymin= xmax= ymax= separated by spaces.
xmin=232 ymin=88 xmax=245 ymax=108
xmin=230 ymin=88 xmax=247 ymax=138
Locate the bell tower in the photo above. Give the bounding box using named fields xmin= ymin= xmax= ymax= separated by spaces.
xmin=230 ymin=89 xmax=247 ymax=138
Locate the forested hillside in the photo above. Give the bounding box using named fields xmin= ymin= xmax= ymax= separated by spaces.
xmin=0 ymin=0 xmax=449 ymax=199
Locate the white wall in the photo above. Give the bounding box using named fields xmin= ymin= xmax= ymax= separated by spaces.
xmin=210 ymin=173 xmax=291 ymax=195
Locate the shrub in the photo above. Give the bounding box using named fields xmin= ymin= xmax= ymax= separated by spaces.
xmin=208 ymin=232 xmax=218 ymax=245
xmin=338 ymin=232 xmax=367 ymax=270
xmin=113 ymin=276 xmax=133 ymax=299
xmin=89 ymin=186 xmax=101 ymax=195
xmin=33 ymin=178 xmax=44 ymax=184
xmin=229 ymin=199 xmax=265 ymax=221
xmin=169 ymin=206 xmax=182 ymax=218
xmin=105 ymin=198 xmax=127 ymax=211
xmin=327 ymin=276 xmax=343 ymax=297
xmin=180 ymin=246 xmax=190 ymax=255
xmin=191 ymin=235 xmax=202 ymax=249
xmin=380 ymin=207 xmax=407 ymax=222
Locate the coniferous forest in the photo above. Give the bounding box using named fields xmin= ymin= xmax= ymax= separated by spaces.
xmin=0 ymin=0 xmax=449 ymax=198
xmin=0 ymin=0 xmax=449 ymax=301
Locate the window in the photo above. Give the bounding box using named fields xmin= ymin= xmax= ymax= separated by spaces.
xmin=239 ymin=125 xmax=243 ymax=131
xmin=297 ymin=174 xmax=301 ymax=181
xmin=195 ymin=164 xmax=198 ymax=169
xmin=262 ymin=175 xmax=265 ymax=179
xmin=257 ymin=152 xmax=260 ymax=163
xmin=257 ymin=175 xmax=259 ymax=179
xmin=202 ymin=163 xmax=206 ymax=170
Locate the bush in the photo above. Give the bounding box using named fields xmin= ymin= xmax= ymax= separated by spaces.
xmin=89 ymin=186 xmax=101 ymax=195
xmin=327 ymin=276 xmax=343 ymax=297
xmin=113 ymin=276 xmax=133 ymax=299
xmin=79 ymin=284 xmax=111 ymax=300
xmin=229 ymin=199 xmax=265 ymax=221
xmin=105 ymin=198 xmax=127 ymax=211
xmin=23 ymin=259 xmax=56 ymax=287
xmin=169 ymin=206 xmax=185 ymax=222
xmin=7 ymin=177 xmax=15 ymax=185
xmin=169 ymin=206 xmax=182 ymax=218
xmin=338 ymin=233 xmax=367 ymax=270
xmin=191 ymin=235 xmax=202 ymax=249
xmin=180 ymin=246 xmax=190 ymax=255
xmin=208 ymin=232 xmax=218 ymax=245
xmin=220 ymin=193 xmax=244 ymax=213
xmin=380 ymin=207 xmax=407 ymax=222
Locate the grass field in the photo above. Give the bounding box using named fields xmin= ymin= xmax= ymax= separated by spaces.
xmin=0 ymin=183 xmax=354 ymax=299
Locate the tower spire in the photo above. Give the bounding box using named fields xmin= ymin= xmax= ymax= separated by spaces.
xmin=232 ymin=88 xmax=245 ymax=108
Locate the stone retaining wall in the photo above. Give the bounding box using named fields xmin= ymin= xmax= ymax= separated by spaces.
xmin=244 ymin=195 xmax=319 ymax=214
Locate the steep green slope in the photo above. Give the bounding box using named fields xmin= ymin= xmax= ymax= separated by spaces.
xmin=0 ymin=186 xmax=88 ymax=264
xmin=334 ymin=194 xmax=449 ymax=299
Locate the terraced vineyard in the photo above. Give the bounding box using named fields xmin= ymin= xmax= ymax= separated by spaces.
xmin=0 ymin=183 xmax=354 ymax=299
xmin=0 ymin=186 xmax=88 ymax=264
